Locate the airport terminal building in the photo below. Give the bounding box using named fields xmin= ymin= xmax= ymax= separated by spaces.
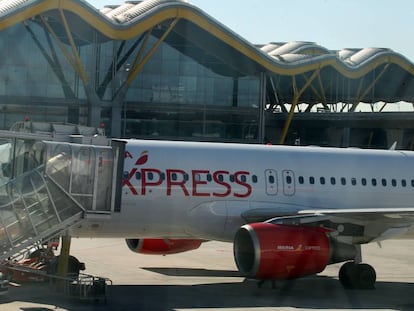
xmin=1 ymin=0 xmax=414 ymax=147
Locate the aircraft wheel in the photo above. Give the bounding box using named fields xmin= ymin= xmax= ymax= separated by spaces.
xmin=338 ymin=261 xmax=355 ymax=288
xmin=339 ymin=262 xmax=376 ymax=289
xmin=353 ymin=263 xmax=376 ymax=289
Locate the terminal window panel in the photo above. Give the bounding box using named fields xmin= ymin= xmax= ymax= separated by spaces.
xmin=121 ymin=104 xmax=260 ymax=142
xmin=0 ymin=24 xmax=78 ymax=100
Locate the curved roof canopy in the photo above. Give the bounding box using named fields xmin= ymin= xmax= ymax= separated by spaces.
xmin=1 ymin=0 xmax=414 ymax=104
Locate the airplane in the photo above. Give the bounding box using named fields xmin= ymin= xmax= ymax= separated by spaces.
xmin=70 ymin=139 xmax=414 ymax=289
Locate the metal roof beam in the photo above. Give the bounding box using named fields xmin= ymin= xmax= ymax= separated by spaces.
xmin=59 ymin=8 xmax=88 ymax=83
xmin=23 ymin=21 xmax=76 ymax=99
xmin=279 ymin=69 xmax=320 ymax=144
xmin=40 ymin=15 xmax=77 ymax=71
xmin=353 ymin=64 xmax=390 ymax=112
xmin=126 ymin=18 xmax=179 ymax=86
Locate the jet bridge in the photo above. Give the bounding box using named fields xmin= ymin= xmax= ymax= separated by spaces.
xmin=0 ymin=124 xmax=122 ymax=261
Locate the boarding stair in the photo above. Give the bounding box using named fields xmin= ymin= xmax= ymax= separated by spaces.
xmin=0 ymin=122 xmax=122 ymax=261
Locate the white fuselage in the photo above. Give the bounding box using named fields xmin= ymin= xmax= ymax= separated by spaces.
xmin=71 ymin=140 xmax=414 ymax=241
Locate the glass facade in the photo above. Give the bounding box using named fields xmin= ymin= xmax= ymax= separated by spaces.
xmin=0 ymin=19 xmax=262 ymax=142
xmin=0 ymin=22 xmax=86 ymax=126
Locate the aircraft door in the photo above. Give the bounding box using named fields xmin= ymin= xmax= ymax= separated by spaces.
xmin=265 ymin=169 xmax=278 ymax=195
xmin=282 ymin=170 xmax=295 ymax=196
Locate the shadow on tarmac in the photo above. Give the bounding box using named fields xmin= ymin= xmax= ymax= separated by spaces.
xmin=142 ymin=267 xmax=243 ymax=277
xmin=2 ymin=273 xmax=414 ymax=310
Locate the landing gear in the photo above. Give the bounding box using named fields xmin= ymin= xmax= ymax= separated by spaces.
xmin=339 ymin=261 xmax=376 ymax=289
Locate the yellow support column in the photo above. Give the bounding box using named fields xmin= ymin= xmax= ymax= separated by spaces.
xmin=56 ymin=235 xmax=71 ymax=289
xmin=279 ymin=70 xmax=320 ymax=144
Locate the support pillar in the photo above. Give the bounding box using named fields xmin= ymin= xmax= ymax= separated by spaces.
xmin=342 ymin=128 xmax=350 ymax=148
xmin=84 ymin=84 xmax=102 ymax=129
xmin=56 ymin=235 xmax=71 ymax=290
xmin=89 ymin=104 xmax=102 ymax=129
xmin=258 ymin=72 xmax=266 ymax=143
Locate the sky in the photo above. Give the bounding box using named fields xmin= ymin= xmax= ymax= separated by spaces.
xmin=86 ymin=0 xmax=414 ymax=62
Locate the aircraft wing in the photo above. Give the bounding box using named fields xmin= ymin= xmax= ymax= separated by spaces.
xmin=242 ymin=207 xmax=414 ymax=244
xmin=299 ymin=207 xmax=414 ymax=220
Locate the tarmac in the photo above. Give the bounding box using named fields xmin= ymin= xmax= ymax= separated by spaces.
xmin=1 ymin=238 xmax=414 ymax=310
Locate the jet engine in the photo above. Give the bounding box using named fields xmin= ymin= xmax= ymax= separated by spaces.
xmin=126 ymin=238 xmax=204 ymax=255
xmin=234 ymin=223 xmax=356 ymax=280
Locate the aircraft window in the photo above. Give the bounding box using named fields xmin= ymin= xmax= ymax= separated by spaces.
xmin=351 ymin=178 xmax=357 ymax=186
xmin=269 ymin=175 xmax=275 ymax=184
xmin=172 ymin=173 xmax=177 ymax=181
xmin=309 ymin=176 xmax=315 ymax=185
xmin=382 ymin=179 xmax=387 ymax=186
xmin=286 ymin=175 xmax=292 ymax=184
xmin=148 ymin=172 xmax=154 ymax=180
xmin=330 ymin=177 xmax=336 ymax=185
xmin=160 ymin=173 xmax=165 ymax=180
xmin=241 ymin=175 xmax=247 ymax=183
xmin=207 ymin=174 xmax=212 ymax=182
xmin=341 ymin=177 xmax=346 ymax=185
xmin=230 ymin=175 xmax=235 ymax=182
xmin=361 ymin=178 xmax=367 ymax=186
xmin=391 ymin=179 xmax=397 ymax=187
xmin=372 ymin=178 xmax=377 ymax=186
xmin=320 ymin=177 xmax=325 ymax=185
xmin=184 ymin=174 xmax=189 ymax=181
xmin=124 ymin=171 xmax=130 ymax=179
xmin=402 ymin=179 xmax=407 ymax=187
xmin=411 ymin=179 xmax=414 ymax=187
xmin=298 ymin=176 xmax=304 ymax=184
xmin=252 ymin=175 xmax=258 ymax=183
xmin=218 ymin=174 xmax=224 ymax=182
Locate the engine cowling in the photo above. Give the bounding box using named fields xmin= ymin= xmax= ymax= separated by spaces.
xmin=126 ymin=238 xmax=204 ymax=255
xmin=234 ymin=223 xmax=332 ymax=280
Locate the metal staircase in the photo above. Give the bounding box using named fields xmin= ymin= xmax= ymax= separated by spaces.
xmin=0 ymin=167 xmax=84 ymax=261
xmin=0 ymin=123 xmax=121 ymax=261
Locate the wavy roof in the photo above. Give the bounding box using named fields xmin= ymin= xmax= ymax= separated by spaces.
xmin=1 ymin=0 xmax=414 ymax=103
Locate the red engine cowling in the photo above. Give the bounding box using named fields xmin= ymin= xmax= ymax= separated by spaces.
xmin=233 ymin=223 xmax=330 ymax=280
xmin=126 ymin=238 xmax=204 ymax=255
